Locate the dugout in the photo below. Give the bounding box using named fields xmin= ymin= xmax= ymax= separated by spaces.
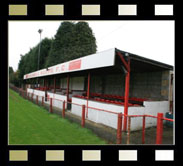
xmin=24 ymin=48 xmax=173 ymax=131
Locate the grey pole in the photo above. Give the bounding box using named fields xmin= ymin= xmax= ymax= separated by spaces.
xmin=37 ymin=29 xmax=43 ymax=87
xmin=38 ymin=29 xmax=43 ymax=71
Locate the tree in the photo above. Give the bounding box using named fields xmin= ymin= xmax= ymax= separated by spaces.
xmin=9 ymin=66 xmax=20 ymax=87
xmin=46 ymin=21 xmax=97 ymax=67
xmin=17 ymin=21 xmax=97 ymax=84
xmin=9 ymin=66 xmax=14 ymax=84
xmin=18 ymin=38 xmax=52 ymax=82
xmin=9 ymin=66 xmax=14 ymax=75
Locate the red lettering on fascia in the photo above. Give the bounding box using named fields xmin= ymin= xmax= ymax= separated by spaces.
xmin=69 ymin=59 xmax=81 ymax=71
xmin=47 ymin=68 xmax=53 ymax=74
xmin=56 ymin=66 xmax=60 ymax=72
xmin=40 ymin=70 xmax=46 ymax=75
xmin=61 ymin=64 xmax=65 ymax=71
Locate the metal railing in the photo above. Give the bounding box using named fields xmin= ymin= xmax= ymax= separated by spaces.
xmin=10 ymin=86 xmax=174 ymax=144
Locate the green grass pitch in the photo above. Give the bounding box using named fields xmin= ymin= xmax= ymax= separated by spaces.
xmin=9 ymin=89 xmax=107 ymax=145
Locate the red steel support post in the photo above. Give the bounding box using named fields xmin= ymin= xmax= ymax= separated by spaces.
xmin=45 ymin=78 xmax=47 ymax=101
xmin=126 ymin=116 xmax=131 ymax=144
xmin=67 ymin=75 xmax=70 ymax=102
xmin=86 ymin=72 xmax=90 ymax=118
xmin=142 ymin=116 xmax=146 ymax=144
xmin=62 ymin=101 xmax=65 ymax=118
xmin=156 ymin=113 xmax=164 ymax=144
xmin=36 ymin=95 xmax=38 ymax=104
xmin=42 ymin=96 xmax=44 ymax=106
xmin=117 ymin=113 xmax=123 ymax=144
xmin=123 ymin=71 xmax=130 ymax=131
xmin=54 ymin=76 xmax=56 ymax=93
xmin=81 ymin=105 xmax=86 ymax=127
xmin=50 ymin=98 xmax=53 ymax=113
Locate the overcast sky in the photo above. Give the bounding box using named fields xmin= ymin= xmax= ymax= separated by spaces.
xmin=9 ymin=20 xmax=174 ymax=71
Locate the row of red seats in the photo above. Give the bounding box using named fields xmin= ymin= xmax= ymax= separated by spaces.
xmin=129 ymin=97 xmax=147 ymax=102
xmin=90 ymin=93 xmax=147 ymax=102
xmin=90 ymin=93 xmax=124 ymax=100
xmin=94 ymin=98 xmax=126 ymax=105
xmin=35 ymin=87 xmax=51 ymax=91
xmin=35 ymin=86 xmax=62 ymax=91
xmin=72 ymin=95 xmax=137 ymax=106
xmin=73 ymin=95 xmax=87 ymax=99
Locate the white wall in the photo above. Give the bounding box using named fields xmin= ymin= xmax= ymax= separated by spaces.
xmin=144 ymin=101 xmax=169 ymax=128
xmin=71 ymin=97 xmax=87 ymax=117
xmin=71 ymin=97 xmax=169 ymax=131
xmin=46 ymin=92 xmax=67 ymax=109
xmin=27 ymin=88 xmax=67 ymax=109
xmin=27 ymin=88 xmax=45 ymax=102
xmin=26 ymin=89 xmax=169 ymax=131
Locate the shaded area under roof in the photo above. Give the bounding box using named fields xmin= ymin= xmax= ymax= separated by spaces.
xmin=115 ymin=48 xmax=173 ymax=73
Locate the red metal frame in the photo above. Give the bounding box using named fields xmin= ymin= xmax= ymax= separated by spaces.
xmin=156 ymin=113 xmax=164 ymax=144
xmin=117 ymin=51 xmax=131 ymax=131
xmin=36 ymin=95 xmax=38 ymax=104
xmin=126 ymin=116 xmax=131 ymax=144
xmin=86 ymin=72 xmax=90 ymax=118
xmin=123 ymin=60 xmax=130 ymax=131
xmin=117 ymin=52 xmax=130 ymax=72
xmin=67 ymin=75 xmax=70 ymax=102
xmin=117 ymin=113 xmax=123 ymax=144
xmin=54 ymin=76 xmax=56 ymax=93
xmin=62 ymin=101 xmax=65 ymax=118
xmin=17 ymin=86 xmax=174 ymax=145
xmin=50 ymin=98 xmax=53 ymax=113
xmin=82 ymin=105 xmax=86 ymax=127
xmin=42 ymin=96 xmax=44 ymax=106
xmin=142 ymin=116 xmax=146 ymax=144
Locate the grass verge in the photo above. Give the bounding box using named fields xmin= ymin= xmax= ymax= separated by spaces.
xmin=9 ymin=89 xmax=107 ymax=145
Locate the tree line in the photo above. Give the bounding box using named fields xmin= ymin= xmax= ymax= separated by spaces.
xmin=9 ymin=21 xmax=97 ymax=87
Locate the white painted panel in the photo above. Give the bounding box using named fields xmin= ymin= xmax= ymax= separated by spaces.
xmin=71 ymin=97 xmax=87 ymax=116
xmin=71 ymin=97 xmax=169 ymax=131
xmin=27 ymin=90 xmax=169 ymax=131
xmin=27 ymin=88 xmax=33 ymax=93
xmin=144 ymin=101 xmax=169 ymax=127
xmin=24 ymin=48 xmax=115 ymax=79
xmin=88 ymin=100 xmax=122 ymax=129
xmin=128 ymin=107 xmax=145 ymax=130
xmin=47 ymin=92 xmax=67 ymax=109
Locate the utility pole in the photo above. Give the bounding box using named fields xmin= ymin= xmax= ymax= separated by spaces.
xmin=37 ymin=29 xmax=43 ymax=87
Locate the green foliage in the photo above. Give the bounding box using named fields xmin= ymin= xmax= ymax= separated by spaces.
xmin=17 ymin=21 xmax=97 ymax=83
xmin=9 ymin=66 xmax=14 ymax=74
xmin=18 ymin=38 xmax=53 ymax=83
xmin=9 ymin=69 xmax=20 ymax=87
xmin=45 ymin=21 xmax=97 ymax=67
